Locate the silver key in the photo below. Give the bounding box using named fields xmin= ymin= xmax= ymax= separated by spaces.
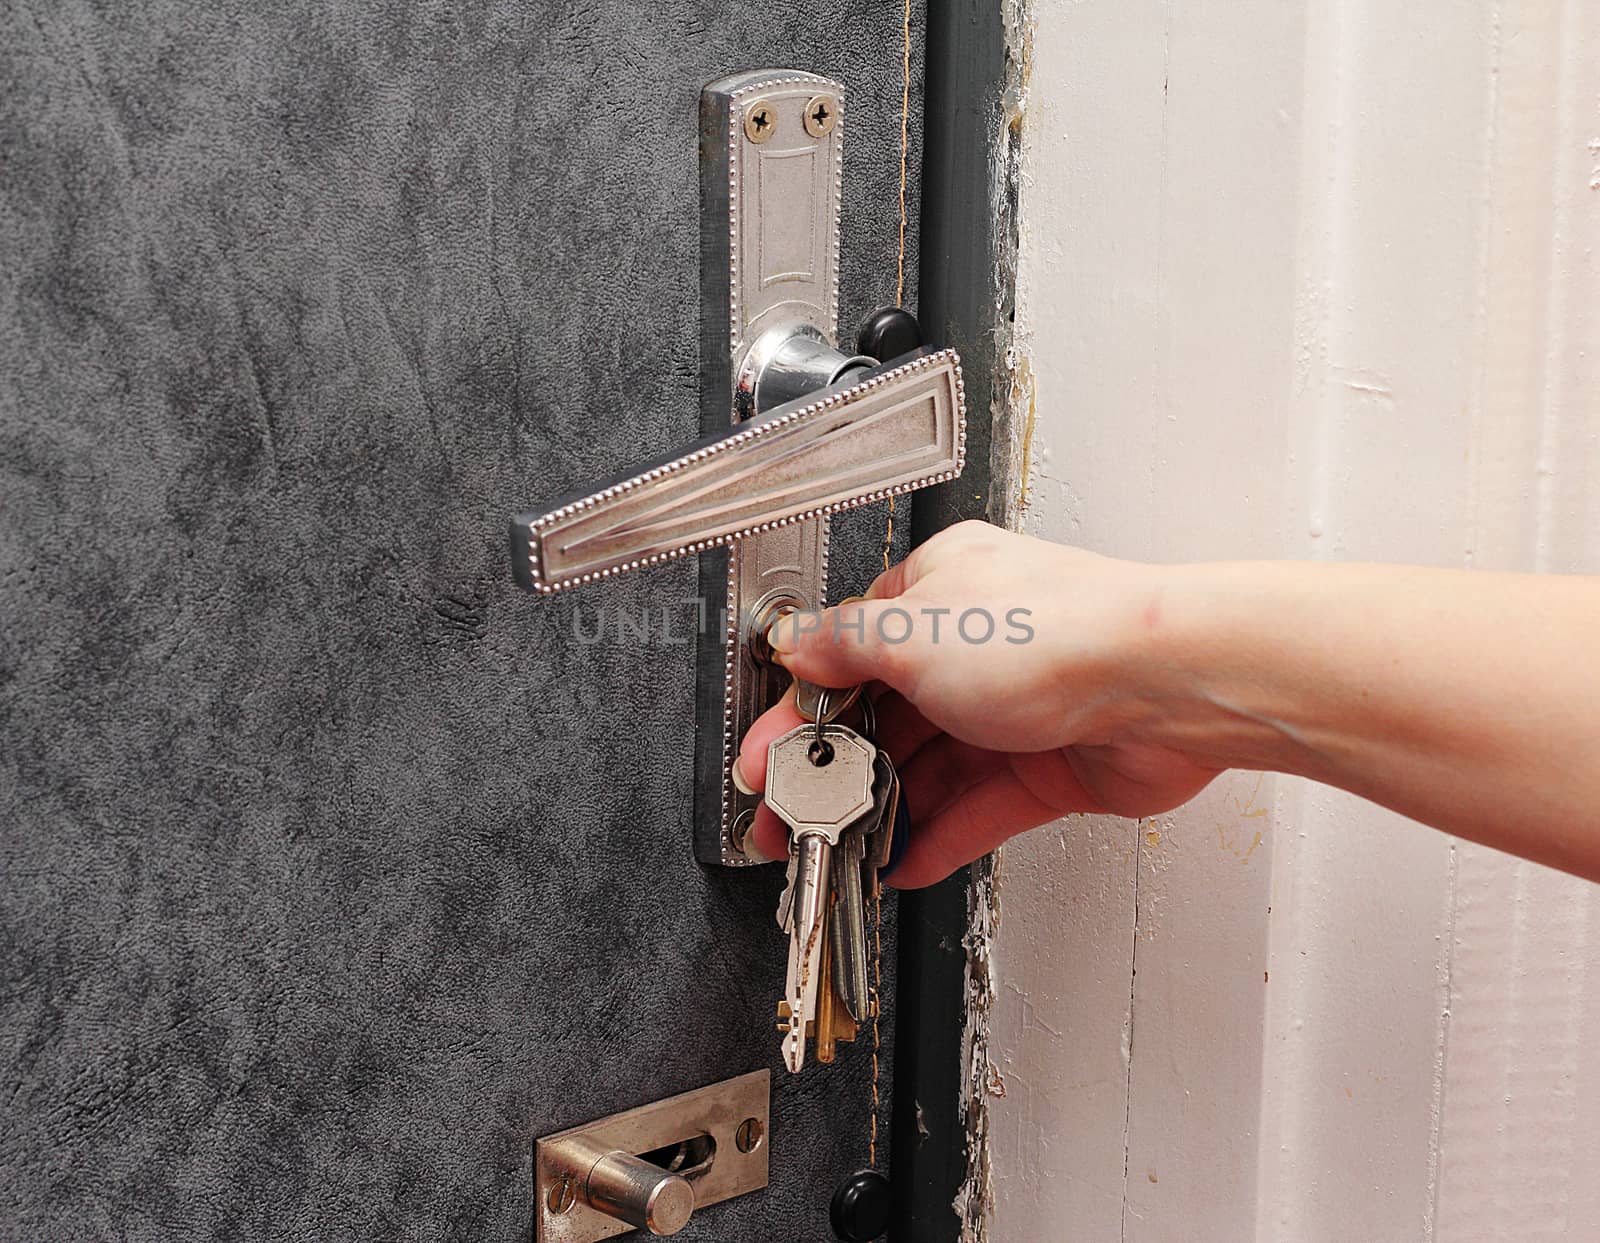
xmin=779 ymin=836 xmax=829 ymax=1070
xmin=828 ymin=740 xmax=892 ymax=1022
xmin=775 ymin=850 xmax=800 ymax=932
xmin=765 ymin=723 xmax=877 ymax=843
xmin=831 ymin=750 xmax=898 ymax=1021
xmin=831 ymin=826 xmax=870 ymax=1020
xmin=831 ymin=695 xmax=890 ymax=1021
xmin=863 ymin=751 xmax=901 ymax=873
xmin=766 ymin=722 xmax=877 ymax=1072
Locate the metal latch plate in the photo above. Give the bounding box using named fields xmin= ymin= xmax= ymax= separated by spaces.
xmin=534 ymin=1070 xmax=770 ymax=1242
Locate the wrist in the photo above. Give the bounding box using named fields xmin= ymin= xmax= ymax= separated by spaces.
xmin=1114 ymin=560 xmax=1313 ymax=773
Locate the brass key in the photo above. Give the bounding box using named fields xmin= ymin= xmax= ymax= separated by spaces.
xmin=779 ymin=915 xmax=859 ymax=1065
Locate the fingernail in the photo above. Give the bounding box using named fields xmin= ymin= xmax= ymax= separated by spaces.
xmin=731 ymin=758 xmax=757 ymax=796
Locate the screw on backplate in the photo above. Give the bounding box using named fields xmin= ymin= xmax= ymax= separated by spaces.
xmin=803 ymin=95 xmax=837 ymax=138
xmin=736 ymin=1117 xmax=765 ymax=1154
xmin=744 ymin=100 xmax=776 ymax=144
xmin=547 ymin=1177 xmax=577 ymax=1215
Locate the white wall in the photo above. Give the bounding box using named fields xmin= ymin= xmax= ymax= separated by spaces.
xmin=985 ymin=1 xmax=1600 ymax=1240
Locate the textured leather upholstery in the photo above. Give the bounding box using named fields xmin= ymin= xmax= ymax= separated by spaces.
xmin=0 ymin=3 xmax=921 ymax=1237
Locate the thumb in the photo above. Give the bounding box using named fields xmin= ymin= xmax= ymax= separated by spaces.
xmin=768 ymin=599 xmax=929 ymax=693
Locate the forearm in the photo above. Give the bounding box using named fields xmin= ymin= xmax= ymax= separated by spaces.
xmin=1135 ymin=561 xmax=1600 ymax=879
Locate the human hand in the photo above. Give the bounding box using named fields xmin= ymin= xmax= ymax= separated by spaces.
xmin=734 ymin=521 xmax=1223 ymax=887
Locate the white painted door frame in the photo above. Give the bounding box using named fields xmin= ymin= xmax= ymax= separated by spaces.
xmin=980 ymin=2 xmax=1599 ymax=1240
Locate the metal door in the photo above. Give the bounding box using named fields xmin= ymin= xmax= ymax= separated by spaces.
xmin=0 ymin=3 xmax=982 ymax=1239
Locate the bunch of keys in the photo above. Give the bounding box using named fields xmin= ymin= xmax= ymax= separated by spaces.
xmin=769 ymin=681 xmax=901 ymax=1074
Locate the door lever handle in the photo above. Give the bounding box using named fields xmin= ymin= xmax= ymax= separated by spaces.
xmin=512 ymin=347 xmax=964 ymax=595
xmin=508 ymin=69 xmax=967 ymax=865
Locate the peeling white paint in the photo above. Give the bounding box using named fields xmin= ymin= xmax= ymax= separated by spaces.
xmin=956 ymin=5 xmax=1034 ymax=1239
xmin=954 ymin=851 xmax=1001 ymax=1241
xmin=985 ymin=0 xmax=1600 ymax=1239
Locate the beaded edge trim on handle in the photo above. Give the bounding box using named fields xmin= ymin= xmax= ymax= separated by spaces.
xmin=520 ymin=349 xmax=967 ymax=594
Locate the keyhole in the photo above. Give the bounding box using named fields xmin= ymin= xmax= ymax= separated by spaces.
xmin=807 ymin=738 xmax=835 ymax=767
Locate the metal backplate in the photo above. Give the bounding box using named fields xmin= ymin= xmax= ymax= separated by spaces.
xmin=696 ymin=69 xmax=844 ymax=865
xmin=534 ymin=1070 xmax=771 ymax=1243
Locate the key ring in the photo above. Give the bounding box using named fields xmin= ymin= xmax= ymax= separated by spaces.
xmin=857 ymin=688 xmax=877 ymax=741
xmin=814 ymin=687 xmax=833 ymax=749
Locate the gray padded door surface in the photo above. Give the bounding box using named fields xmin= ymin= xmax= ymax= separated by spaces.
xmin=0 ymin=4 xmax=922 ymax=1238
